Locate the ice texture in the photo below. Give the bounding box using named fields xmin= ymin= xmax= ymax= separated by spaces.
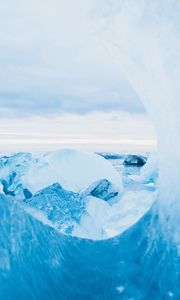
xmin=82 ymin=178 xmax=120 ymax=201
xmin=0 ymin=150 xmax=155 ymax=241
xmin=25 ymin=183 xmax=85 ymax=234
xmin=96 ymin=0 xmax=180 ymax=239
xmin=128 ymin=153 xmax=158 ymax=185
xmin=123 ymin=155 xmax=147 ymax=167
xmin=0 ymin=152 xmax=34 ymax=199
xmin=138 ymin=153 xmax=158 ymax=183
xmin=93 ymin=0 xmax=180 ymax=298
xmin=0 ymin=193 xmax=179 ymax=300
xmin=74 ymin=189 xmax=156 ymax=240
xmin=23 ymin=149 xmax=123 ymax=194
xmin=0 ymin=149 xmax=123 ymax=198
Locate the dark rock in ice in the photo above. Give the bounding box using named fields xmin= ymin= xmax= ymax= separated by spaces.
xmin=123 ymin=155 xmax=147 ymax=167
xmin=24 ymin=183 xmax=85 ymax=234
xmin=83 ymin=179 xmax=119 ymax=201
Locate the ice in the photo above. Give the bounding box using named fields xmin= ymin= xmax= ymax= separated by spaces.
xmin=25 ymin=183 xmax=85 ymax=234
xmin=0 ymin=152 xmax=34 ymax=199
xmin=0 ymin=149 xmax=123 ymax=198
xmin=73 ymin=189 xmax=156 ymax=240
xmin=96 ymin=0 xmax=180 ymax=236
xmin=138 ymin=153 xmax=158 ymax=183
xmin=82 ymin=178 xmax=120 ymax=202
xmin=0 ymin=149 xmax=156 ymax=241
xmin=123 ymin=155 xmax=147 ymax=167
xmin=0 ymin=149 xmax=154 ymax=240
xmin=23 ymin=149 xmax=123 ymax=194
xmin=0 ymin=191 xmax=179 ymax=299
xmin=0 ymin=1 xmax=180 ymax=298
xmin=128 ymin=153 xmax=158 ymax=184
xmin=73 ymin=195 xmax=111 ymax=239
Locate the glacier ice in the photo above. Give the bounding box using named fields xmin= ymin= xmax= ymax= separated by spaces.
xmin=0 ymin=152 xmax=34 ymax=199
xmin=0 ymin=1 xmax=180 ymax=298
xmin=24 ymin=183 xmax=85 ymax=235
xmin=74 ymin=189 xmax=156 ymax=240
xmin=0 ymin=192 xmax=179 ymax=300
xmin=138 ymin=153 xmax=158 ymax=184
xmin=123 ymin=155 xmax=147 ymax=167
xmin=93 ymin=0 xmax=180 ymax=298
xmin=128 ymin=153 xmax=158 ymax=185
xmin=82 ymin=178 xmax=120 ymax=202
xmin=0 ymin=149 xmax=123 ymax=198
xmin=0 ymin=146 xmax=177 ymax=299
xmin=96 ymin=0 xmax=180 ymax=235
xmin=0 ymin=150 xmax=155 ymax=242
xmin=24 ymin=149 xmax=123 ymax=194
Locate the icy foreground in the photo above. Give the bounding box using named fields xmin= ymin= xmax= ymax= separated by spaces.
xmin=0 ymin=149 xmax=155 ymax=240
xmin=0 ymin=148 xmax=160 ymax=299
xmin=0 ymin=149 xmax=123 ymax=196
xmin=0 ymin=147 xmax=179 ymax=299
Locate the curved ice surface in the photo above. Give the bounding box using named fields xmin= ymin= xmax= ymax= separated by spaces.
xmin=0 ymin=194 xmax=179 ymax=300
xmin=93 ymin=0 xmax=180 ymax=297
xmin=96 ymin=0 xmax=180 ymax=235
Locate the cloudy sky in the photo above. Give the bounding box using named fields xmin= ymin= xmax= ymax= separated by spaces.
xmin=0 ymin=0 xmax=156 ymax=153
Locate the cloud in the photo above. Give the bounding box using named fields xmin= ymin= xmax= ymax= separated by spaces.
xmin=0 ymin=0 xmax=145 ymax=117
xmin=0 ymin=110 xmax=156 ymax=152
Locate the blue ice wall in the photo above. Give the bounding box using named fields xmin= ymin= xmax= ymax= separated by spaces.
xmin=0 ymin=195 xmax=179 ymax=299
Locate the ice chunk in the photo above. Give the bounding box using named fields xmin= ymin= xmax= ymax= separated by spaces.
xmin=82 ymin=179 xmax=120 ymax=201
xmin=139 ymin=153 xmax=158 ymax=183
xmin=103 ymin=190 xmax=156 ymax=237
xmin=126 ymin=153 xmax=158 ymax=186
xmin=0 ymin=152 xmax=34 ymax=199
xmin=74 ymin=190 xmax=156 ymax=240
xmin=0 ymin=149 xmax=123 ymax=199
xmin=25 ymin=183 xmax=85 ymax=234
xmin=73 ymin=196 xmax=110 ymax=239
xmin=24 ymin=149 xmax=123 ymax=194
xmin=123 ymin=155 xmax=147 ymax=167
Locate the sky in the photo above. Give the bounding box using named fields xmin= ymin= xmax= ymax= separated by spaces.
xmin=0 ymin=0 xmax=156 ymax=153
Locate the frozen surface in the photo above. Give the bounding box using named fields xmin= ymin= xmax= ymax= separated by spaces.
xmin=25 ymin=183 xmax=85 ymax=235
xmin=82 ymin=178 xmax=120 ymax=201
xmin=0 ymin=149 xmax=123 ymax=197
xmin=138 ymin=153 xmax=158 ymax=183
xmin=123 ymin=154 xmax=147 ymax=167
xmin=96 ymin=0 xmax=180 ymax=235
xmin=0 ymin=147 xmax=178 ymax=299
xmin=0 ymin=150 xmax=155 ymax=241
xmin=73 ymin=190 xmax=156 ymax=240
xmin=94 ymin=0 xmax=180 ymax=298
xmin=128 ymin=153 xmax=158 ymax=184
